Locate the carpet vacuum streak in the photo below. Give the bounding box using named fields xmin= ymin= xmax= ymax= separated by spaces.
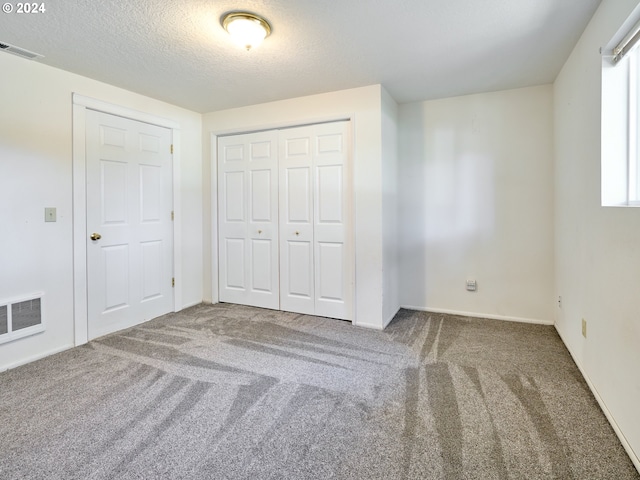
xmin=0 ymin=303 xmax=637 ymax=479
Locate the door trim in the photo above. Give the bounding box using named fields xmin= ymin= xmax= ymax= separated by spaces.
xmin=72 ymin=93 xmax=182 ymax=346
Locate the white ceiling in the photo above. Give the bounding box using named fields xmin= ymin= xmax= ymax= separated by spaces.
xmin=0 ymin=0 xmax=601 ymax=113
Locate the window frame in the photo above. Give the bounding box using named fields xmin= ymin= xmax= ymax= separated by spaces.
xmin=629 ymin=47 xmax=640 ymax=204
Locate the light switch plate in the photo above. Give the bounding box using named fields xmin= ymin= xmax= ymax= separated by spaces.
xmin=45 ymin=207 xmax=56 ymax=222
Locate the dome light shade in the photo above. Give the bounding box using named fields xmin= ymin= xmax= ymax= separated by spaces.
xmin=222 ymin=12 xmax=271 ymax=51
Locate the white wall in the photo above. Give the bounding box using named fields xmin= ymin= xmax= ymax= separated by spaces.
xmin=202 ymin=85 xmax=388 ymax=329
xmin=554 ymin=0 xmax=640 ymax=468
xmin=381 ymin=87 xmax=400 ymax=326
xmin=398 ymin=85 xmax=555 ymax=324
xmin=0 ymin=53 xmax=203 ymax=371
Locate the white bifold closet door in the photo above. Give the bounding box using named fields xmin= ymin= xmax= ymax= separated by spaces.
xmin=218 ymin=130 xmax=280 ymax=309
xmin=218 ymin=120 xmax=353 ymax=321
xmin=279 ymin=122 xmax=353 ymax=319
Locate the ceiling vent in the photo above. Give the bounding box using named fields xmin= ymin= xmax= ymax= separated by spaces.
xmin=0 ymin=41 xmax=43 ymax=60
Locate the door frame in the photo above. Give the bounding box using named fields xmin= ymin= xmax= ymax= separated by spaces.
xmin=210 ymin=115 xmax=356 ymax=319
xmin=72 ymin=93 xmax=182 ymax=346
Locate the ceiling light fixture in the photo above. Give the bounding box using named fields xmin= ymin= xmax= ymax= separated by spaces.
xmin=221 ymin=12 xmax=271 ymax=51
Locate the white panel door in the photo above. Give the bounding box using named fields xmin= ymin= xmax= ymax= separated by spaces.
xmin=312 ymin=121 xmax=353 ymax=320
xmin=279 ymin=126 xmax=315 ymax=315
xmin=279 ymin=121 xmax=353 ymax=320
xmin=86 ymin=110 xmax=173 ymax=340
xmin=218 ymin=131 xmax=279 ymax=309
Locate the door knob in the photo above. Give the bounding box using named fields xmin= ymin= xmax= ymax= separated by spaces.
xmin=90 ymin=233 xmax=102 ymax=241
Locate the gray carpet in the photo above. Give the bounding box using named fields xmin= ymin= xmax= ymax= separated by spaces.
xmin=0 ymin=303 xmax=638 ymax=479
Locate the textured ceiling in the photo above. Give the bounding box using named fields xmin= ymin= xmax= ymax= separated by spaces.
xmin=0 ymin=0 xmax=601 ymax=113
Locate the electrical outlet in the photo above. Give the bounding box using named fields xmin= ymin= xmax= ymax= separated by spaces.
xmin=582 ymin=318 xmax=587 ymax=338
xmin=466 ymin=279 xmax=477 ymax=292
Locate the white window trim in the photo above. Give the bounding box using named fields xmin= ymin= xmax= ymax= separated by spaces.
xmin=602 ymin=8 xmax=640 ymax=208
xmin=629 ymin=48 xmax=639 ymax=203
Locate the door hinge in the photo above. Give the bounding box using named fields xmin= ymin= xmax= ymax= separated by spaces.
xmin=171 ymin=211 xmax=174 ymax=221
xmin=170 ymin=144 xmax=174 ymax=154
xmin=172 ymin=277 xmax=175 ymax=288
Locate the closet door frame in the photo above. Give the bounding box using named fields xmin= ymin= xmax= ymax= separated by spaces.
xmin=211 ymin=117 xmax=355 ymax=321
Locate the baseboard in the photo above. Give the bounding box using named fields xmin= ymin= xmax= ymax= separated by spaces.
xmin=383 ymin=306 xmax=401 ymax=329
xmin=353 ymin=320 xmax=384 ymax=330
xmin=179 ymin=300 xmax=204 ymax=310
xmin=554 ymin=326 xmax=640 ymax=473
xmin=0 ymin=343 xmax=74 ymax=373
xmin=353 ymin=307 xmax=400 ymax=330
xmin=400 ymin=305 xmax=554 ymax=325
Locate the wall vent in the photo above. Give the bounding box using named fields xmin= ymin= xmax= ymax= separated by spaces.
xmin=0 ymin=294 xmax=45 ymax=345
xmin=0 ymin=41 xmax=43 ymax=60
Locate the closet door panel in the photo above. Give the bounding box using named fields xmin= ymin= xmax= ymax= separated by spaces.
xmin=225 ymin=238 xmax=246 ymax=289
xmin=219 ymin=121 xmax=353 ymax=321
xmin=250 ymin=169 xmax=272 ymax=222
xmin=251 ymin=238 xmax=273 ymax=292
xmin=279 ymin=127 xmax=315 ymax=315
xmin=313 ymin=121 xmax=353 ymax=320
xmin=287 ymin=241 xmax=313 ymax=297
xmin=224 ymin=171 xmax=245 ymax=222
xmin=317 ymin=165 xmax=343 ymax=223
xmin=218 ymin=131 xmax=279 ymax=309
xmin=317 ymin=242 xmax=344 ymax=300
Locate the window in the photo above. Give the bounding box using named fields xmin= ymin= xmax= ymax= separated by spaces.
xmin=626 ymin=45 xmax=640 ymax=204
xmin=601 ymin=14 xmax=640 ymax=207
